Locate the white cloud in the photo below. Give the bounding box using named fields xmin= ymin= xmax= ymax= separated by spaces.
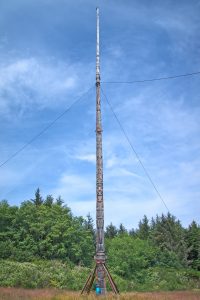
xmin=75 ymin=154 xmax=96 ymax=164
xmin=0 ymin=57 xmax=93 ymax=118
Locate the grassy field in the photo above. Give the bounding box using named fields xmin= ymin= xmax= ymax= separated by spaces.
xmin=0 ymin=288 xmax=200 ymax=300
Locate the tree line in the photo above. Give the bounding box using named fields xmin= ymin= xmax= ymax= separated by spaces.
xmin=0 ymin=188 xmax=199 ymax=290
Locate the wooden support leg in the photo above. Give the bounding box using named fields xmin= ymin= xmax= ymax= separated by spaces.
xmin=103 ymin=264 xmax=120 ymax=294
xmin=81 ymin=265 xmax=96 ymax=295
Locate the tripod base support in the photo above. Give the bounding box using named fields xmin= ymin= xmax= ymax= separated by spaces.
xmin=81 ymin=263 xmax=119 ymax=295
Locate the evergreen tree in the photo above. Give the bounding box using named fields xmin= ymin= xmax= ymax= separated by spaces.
xmin=84 ymin=214 xmax=95 ymax=233
xmin=118 ymin=223 xmax=128 ymax=235
xmin=105 ymin=223 xmax=118 ymax=239
xmin=84 ymin=213 xmax=95 ymax=245
xmin=185 ymin=220 xmax=200 ymax=270
xmin=129 ymin=228 xmax=136 ymax=237
xmin=32 ymin=188 xmax=43 ymax=206
xmin=150 ymin=213 xmax=188 ymax=266
xmin=150 ymin=217 xmax=156 ymax=230
xmin=44 ymin=195 xmax=54 ymax=207
xmin=56 ymin=195 xmax=64 ymax=206
xmin=137 ymin=215 xmax=150 ymax=240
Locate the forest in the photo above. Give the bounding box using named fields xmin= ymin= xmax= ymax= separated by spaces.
xmin=0 ymin=188 xmax=199 ymax=292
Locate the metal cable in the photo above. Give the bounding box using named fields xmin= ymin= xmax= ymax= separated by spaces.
xmin=0 ymin=85 xmax=95 ymax=169
xmin=101 ymin=87 xmax=170 ymax=212
xmin=102 ymin=71 xmax=200 ymax=84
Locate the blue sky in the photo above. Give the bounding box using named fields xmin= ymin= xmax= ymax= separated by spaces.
xmin=0 ymin=0 xmax=200 ymax=229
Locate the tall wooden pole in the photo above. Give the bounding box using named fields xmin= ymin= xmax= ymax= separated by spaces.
xmin=95 ymin=6 xmax=106 ymax=294
xmin=81 ymin=8 xmax=119 ymax=295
